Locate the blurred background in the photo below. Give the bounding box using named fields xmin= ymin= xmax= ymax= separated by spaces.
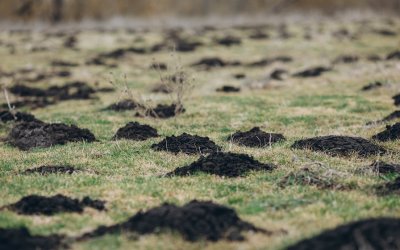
xmin=1 ymin=0 xmax=399 ymax=24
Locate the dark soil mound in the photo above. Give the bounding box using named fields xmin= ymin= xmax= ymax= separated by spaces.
xmin=279 ymin=168 xmax=347 ymax=190
xmin=216 ymin=85 xmax=241 ymax=93
xmin=291 ymin=135 xmax=386 ymax=157
xmin=0 ymin=227 xmax=67 ymax=250
xmin=332 ymin=55 xmax=359 ymax=64
xmin=143 ymin=104 xmax=185 ymax=119
xmin=152 ymin=133 xmax=220 ymax=155
xmin=80 ymin=200 xmax=266 ymax=242
xmin=368 ymin=161 xmax=400 ymax=175
xmin=7 ymin=121 xmax=96 ymax=150
xmin=372 ymin=123 xmax=400 ymax=141
xmin=113 ymin=122 xmax=158 ymax=141
xmin=361 ymin=81 xmax=384 ymax=91
xmin=387 ymin=50 xmax=400 ymax=60
xmin=286 ymin=218 xmax=400 ymax=250
xmin=216 ymin=36 xmax=242 ymax=46
xmin=229 ymin=127 xmax=285 ymax=148
xmin=51 ymin=60 xmax=79 ymax=67
xmin=105 ymin=99 xmax=142 ymax=111
xmin=374 ymin=29 xmax=397 ymax=36
xmin=7 ymin=194 xmax=106 ymax=215
xmin=293 ymin=67 xmax=331 ymax=78
xmin=23 ymin=165 xmax=77 ymax=175
xmin=234 ymin=73 xmax=246 ymax=79
xmin=248 ymin=56 xmax=292 ymax=67
xmin=192 ymin=57 xmax=227 ymax=68
xmin=270 ymin=69 xmax=288 ymax=80
xmin=381 ymin=110 xmax=400 ymax=123
xmin=393 ymin=94 xmax=400 ymax=106
xmin=149 ymin=62 xmax=167 ymax=70
xmin=376 ymin=177 xmax=400 ymax=195
xmin=0 ymin=110 xmax=38 ymax=123
xmin=1 ymin=98 xmax=55 ymax=110
xmin=167 ymin=152 xmax=275 ymax=177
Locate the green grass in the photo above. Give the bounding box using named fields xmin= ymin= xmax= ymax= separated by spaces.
xmin=1 ymin=16 xmax=400 ymax=250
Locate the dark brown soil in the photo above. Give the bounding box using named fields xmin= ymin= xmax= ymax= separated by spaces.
xmin=104 ymin=99 xmax=142 ymax=111
xmin=143 ymin=104 xmax=185 ymax=119
xmin=374 ymin=29 xmax=397 ymax=36
xmin=229 ymin=127 xmax=285 ymax=148
xmin=291 ymin=135 xmax=386 ymax=157
xmin=113 ymin=122 xmax=158 ymax=141
xmin=381 ymin=111 xmax=400 ymax=123
xmin=0 ymin=110 xmax=38 ymax=123
xmin=23 ymin=165 xmax=78 ymax=175
xmin=372 ymin=123 xmax=400 ymax=141
xmin=7 ymin=121 xmax=96 ymax=151
xmin=151 ymin=133 xmax=221 ymax=155
xmin=286 ymin=218 xmax=400 ymax=250
xmin=79 ymin=200 xmax=267 ymax=242
xmin=248 ymin=56 xmax=292 ymax=67
xmin=376 ymin=177 xmax=400 ymax=195
xmin=216 ymin=85 xmax=241 ymax=93
xmin=191 ymin=57 xmax=227 ymax=68
xmin=234 ymin=73 xmax=246 ymax=79
xmin=166 ymin=152 xmax=275 ymax=177
xmin=149 ymin=62 xmax=167 ymax=70
xmin=293 ymin=67 xmax=331 ymax=78
xmin=387 ymin=50 xmax=400 ymax=60
xmin=216 ymin=36 xmax=242 ymax=46
xmin=51 ymin=60 xmax=79 ymax=67
xmin=361 ymin=81 xmax=384 ymax=91
xmin=6 ymin=194 xmax=106 ymax=215
xmin=367 ymin=161 xmax=400 ymax=175
xmin=270 ymin=69 xmax=288 ymax=80
xmin=0 ymin=227 xmax=67 ymax=250
xmin=393 ymin=94 xmax=400 ymax=106
xmin=332 ymin=55 xmax=359 ymax=64
xmin=279 ymin=168 xmax=347 ymax=190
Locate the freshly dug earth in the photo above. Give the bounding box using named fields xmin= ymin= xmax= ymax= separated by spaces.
xmin=361 ymin=81 xmax=384 ymax=91
xmin=0 ymin=227 xmax=67 ymax=250
xmin=376 ymin=177 xmax=400 ymax=195
xmin=393 ymin=94 xmax=400 ymax=106
xmin=279 ymin=168 xmax=348 ymax=190
xmin=229 ymin=127 xmax=285 ymax=147
xmin=7 ymin=121 xmax=96 ymax=150
xmin=293 ymin=67 xmax=331 ymax=78
xmin=286 ymin=218 xmax=400 ymax=250
xmin=372 ymin=123 xmax=400 ymax=141
xmin=151 ymin=133 xmax=221 ymax=154
xmin=291 ymin=135 xmax=386 ymax=157
xmin=216 ymin=85 xmax=241 ymax=93
xmin=6 ymin=194 xmax=106 ymax=215
xmin=80 ymin=200 xmax=267 ymax=242
xmin=0 ymin=110 xmax=38 ymax=123
xmin=366 ymin=161 xmax=400 ymax=175
xmin=105 ymin=99 xmax=142 ymax=111
xmin=166 ymin=152 xmax=275 ymax=177
xmin=23 ymin=165 xmax=78 ymax=175
xmin=141 ymin=104 xmax=185 ymax=119
xmin=113 ymin=122 xmax=158 ymax=141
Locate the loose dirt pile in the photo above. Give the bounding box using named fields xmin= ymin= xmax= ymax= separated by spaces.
xmin=191 ymin=57 xmax=240 ymax=69
xmin=293 ymin=67 xmax=331 ymax=78
xmin=80 ymin=200 xmax=267 ymax=242
xmin=216 ymin=36 xmax=242 ymax=46
xmin=387 ymin=50 xmax=400 ymax=60
xmin=23 ymin=165 xmax=78 ymax=175
xmin=216 ymin=85 xmax=241 ymax=93
xmin=270 ymin=69 xmax=288 ymax=80
xmin=166 ymin=152 xmax=275 ymax=177
xmin=286 ymin=218 xmax=400 ymax=250
xmin=113 ymin=122 xmax=158 ymax=141
xmin=279 ymin=168 xmax=348 ymax=190
xmin=142 ymin=104 xmax=185 ymax=119
xmin=372 ymin=123 xmax=400 ymax=141
xmin=291 ymin=135 xmax=386 ymax=157
xmin=378 ymin=110 xmax=400 ymax=123
xmin=6 ymin=194 xmax=106 ymax=215
xmin=105 ymin=99 xmax=142 ymax=111
xmin=229 ymin=127 xmax=285 ymax=148
xmin=0 ymin=110 xmax=38 ymax=123
xmin=7 ymin=121 xmax=96 ymax=150
xmin=365 ymin=161 xmax=400 ymax=175
xmin=376 ymin=177 xmax=400 ymax=195
xmin=0 ymin=227 xmax=67 ymax=250
xmin=152 ymin=133 xmax=221 ymax=154
xmin=393 ymin=94 xmax=400 ymax=106
xmin=361 ymin=81 xmax=384 ymax=91
xmin=332 ymin=55 xmax=359 ymax=64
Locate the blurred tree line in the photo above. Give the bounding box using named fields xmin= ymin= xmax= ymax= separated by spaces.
xmin=1 ymin=0 xmax=399 ymax=23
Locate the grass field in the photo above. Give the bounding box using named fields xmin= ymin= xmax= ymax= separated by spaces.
xmin=1 ymin=14 xmax=400 ymax=249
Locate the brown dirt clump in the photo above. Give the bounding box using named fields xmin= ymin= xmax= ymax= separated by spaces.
xmin=372 ymin=123 xmax=400 ymax=141
xmin=376 ymin=177 xmax=400 ymax=195
xmin=104 ymin=99 xmax=142 ymax=111
xmin=286 ymin=218 xmax=400 ymax=250
xmin=142 ymin=104 xmax=185 ymax=119
xmin=6 ymin=194 xmax=106 ymax=216
xmin=23 ymin=165 xmax=78 ymax=175
xmin=229 ymin=127 xmax=285 ymax=148
xmin=291 ymin=135 xmax=386 ymax=157
xmin=0 ymin=227 xmax=67 ymax=250
xmin=7 ymin=121 xmax=96 ymax=151
xmin=366 ymin=161 xmax=400 ymax=175
xmin=216 ymin=85 xmax=241 ymax=93
xmin=79 ymin=200 xmax=267 ymax=242
xmin=0 ymin=110 xmax=39 ymax=123
xmin=166 ymin=152 xmax=275 ymax=177
xmin=293 ymin=67 xmax=331 ymax=78
xmin=152 ymin=133 xmax=220 ymax=155
xmin=113 ymin=122 xmax=158 ymax=141
xmin=361 ymin=81 xmax=384 ymax=91
xmin=387 ymin=50 xmax=400 ymax=60
xmin=216 ymin=36 xmax=242 ymax=46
